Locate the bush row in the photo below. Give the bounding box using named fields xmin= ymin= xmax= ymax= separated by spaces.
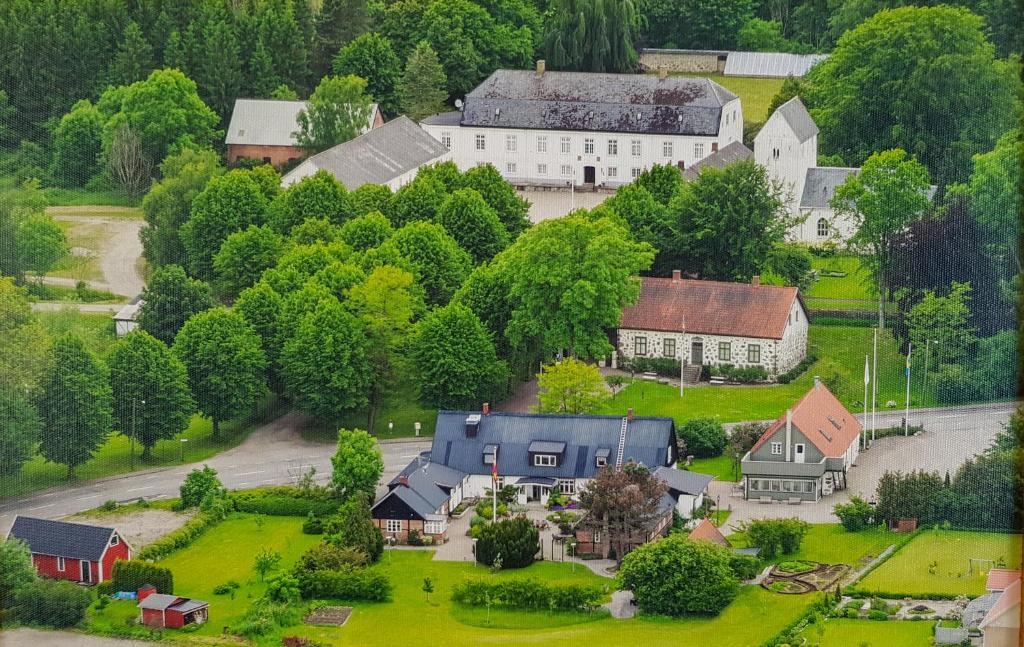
xmin=728 ymin=553 xmax=762 ymax=580
xmin=111 ymin=560 xmax=174 ymax=594
xmin=296 ymin=568 xmax=392 ymax=602
xmin=776 ymin=353 xmax=819 ymax=384
xmin=709 ymin=364 xmax=770 ymax=383
xmin=231 ymin=487 xmax=340 ymax=517
xmin=621 ymin=357 xmax=680 ymax=377
xmin=451 ymin=578 xmax=604 ymax=612
xmin=136 ymin=510 xmax=224 ymax=561
xmin=843 ymin=589 xmax=970 ymax=601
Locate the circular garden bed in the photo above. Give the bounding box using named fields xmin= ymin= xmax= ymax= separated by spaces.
xmin=762 ymin=562 xmax=850 ymax=595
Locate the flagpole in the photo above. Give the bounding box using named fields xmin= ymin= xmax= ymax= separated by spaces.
xmin=904 ymin=342 xmax=912 ymax=436
xmin=863 ymin=355 xmax=869 ymax=451
xmin=871 ymin=327 xmax=878 ymax=444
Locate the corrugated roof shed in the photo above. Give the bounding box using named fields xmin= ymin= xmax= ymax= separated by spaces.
xmin=225 ymin=98 xmax=379 ymax=147
xmin=724 ymin=52 xmax=828 ymax=78
xmin=460 ymin=70 xmax=737 ymax=136
xmin=8 ymin=516 xmax=115 ymax=561
xmin=281 ymin=116 xmax=448 ymax=190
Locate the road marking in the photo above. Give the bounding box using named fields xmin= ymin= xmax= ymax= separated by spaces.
xmin=125 ymin=486 xmax=153 ymax=493
xmin=235 ymin=471 xmax=260 ymax=476
xmin=27 ymin=504 xmax=54 ymax=511
xmin=74 ymin=495 xmax=100 ymax=501
xmin=236 ymin=482 xmax=251 ymax=487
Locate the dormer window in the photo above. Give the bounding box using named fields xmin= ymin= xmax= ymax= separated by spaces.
xmin=528 ymin=440 xmax=565 ymax=468
xmin=595 ymin=447 xmax=611 ymax=467
xmin=110 ymin=535 xmax=119 ymax=546
xmin=483 ymin=444 xmax=497 ymax=465
xmin=596 ymin=456 xmax=608 ymax=467
xmin=534 ymin=454 xmax=556 ymax=467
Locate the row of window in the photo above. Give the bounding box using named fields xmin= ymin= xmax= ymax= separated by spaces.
xmin=460 ymin=132 xmax=710 ymax=159
xmin=769 ymin=442 xmax=805 ymax=456
xmin=748 ymin=478 xmax=815 ymax=494
xmin=505 ymin=163 xmax=637 ymax=179
xmin=632 ymin=337 xmax=761 ymax=363
xmin=384 ymin=519 xmax=446 ymax=534
xmin=534 ymin=454 xmax=557 ymax=467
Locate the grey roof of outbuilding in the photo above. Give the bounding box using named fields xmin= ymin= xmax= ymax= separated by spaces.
xmin=683 ymin=141 xmax=753 ymax=179
xmin=459 ymin=70 xmax=736 ymax=136
xmin=138 ymin=594 xmax=183 ymax=611
xmin=389 ymin=457 xmax=466 ymax=489
xmin=225 ymin=98 xmax=379 ymax=147
xmin=964 ymin=593 xmax=1000 ymax=628
xmin=374 ymin=483 xmax=444 ymax=519
xmin=8 ymin=516 xmax=115 ymax=561
xmin=724 ymin=52 xmax=828 ymax=78
xmin=170 ymin=598 xmax=209 ymax=613
xmin=430 ymin=411 xmax=676 ymax=479
xmin=800 ymin=167 xmax=860 ymax=209
xmin=281 ymin=116 xmax=447 ymax=190
xmin=653 ymin=466 xmax=715 ymax=496
xmin=774 ymin=97 xmax=818 ymax=144
xmin=376 ymin=458 xmax=465 ymax=520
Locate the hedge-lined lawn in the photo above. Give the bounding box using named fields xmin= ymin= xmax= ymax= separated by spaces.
xmin=808 ymin=255 xmax=875 ymax=302
xmin=0 ymin=394 xmax=280 ymax=500
xmin=728 ymin=524 xmax=896 ymax=567
xmin=302 ymin=379 xmax=437 ymax=442
xmin=857 ymin=530 xmax=1022 ymax=596
xmin=688 ymin=455 xmax=740 ymax=482
xmin=797 ymin=618 xmax=933 ymax=646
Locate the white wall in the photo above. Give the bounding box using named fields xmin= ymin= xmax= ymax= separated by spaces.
xmin=777 ymin=299 xmax=809 ymax=374
xmin=754 ymin=109 xmax=816 ymax=213
xmin=786 ymin=206 xmax=859 ymax=244
xmin=675 ymin=492 xmax=704 ymax=519
xmin=617 ymin=328 xmax=789 ymax=375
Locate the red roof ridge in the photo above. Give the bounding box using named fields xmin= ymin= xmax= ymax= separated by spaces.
xmin=687 ymin=518 xmax=730 ymax=547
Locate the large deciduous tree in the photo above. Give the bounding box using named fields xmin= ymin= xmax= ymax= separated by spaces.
xmin=37 ymin=336 xmax=115 ymax=479
xmin=535 ymin=358 xmax=608 ymax=414
xmin=330 ymin=429 xmax=384 ymax=501
xmin=50 ymin=99 xmax=104 ymax=187
xmin=370 ymin=221 xmax=472 ymax=306
xmin=296 ymin=75 xmax=373 ymax=153
xmin=643 ymin=0 xmax=756 ymax=49
xmin=107 ymin=331 xmax=195 ymax=459
xmin=333 ymin=33 xmax=402 ymax=116
xmin=459 ymin=164 xmax=531 ymax=238
xmin=436 ymin=189 xmax=510 ymax=264
xmin=0 ymin=386 xmax=41 ymax=477
xmin=398 ymin=42 xmax=448 ymax=121
xmin=268 ymin=169 xmax=353 ymax=234
xmin=137 ymin=265 xmax=215 ymax=345
xmin=904 ymin=282 xmax=978 ymax=367
xmin=966 ymin=130 xmax=1021 ymax=276
xmin=578 ymin=463 xmax=669 ymax=562
xmin=0 ymin=278 xmax=50 ymax=395
xmin=313 ymin=0 xmax=371 ymax=77
xmin=172 ymin=308 xmax=267 ymax=439
xmin=544 ymin=0 xmax=640 ymax=72
xmin=503 ymin=213 xmax=654 ymax=358
xmin=340 ymin=211 xmax=393 ymax=251
xmin=16 ymin=212 xmax=68 ymax=277
xmin=213 ymin=225 xmax=286 ymax=300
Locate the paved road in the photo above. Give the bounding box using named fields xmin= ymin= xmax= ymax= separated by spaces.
xmin=0 ymin=411 xmax=430 ymax=537
xmin=0 ymin=628 xmax=151 ymax=647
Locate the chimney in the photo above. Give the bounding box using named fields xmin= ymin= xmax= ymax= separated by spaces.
xmin=627 ymin=408 xmax=634 ymax=422
xmin=465 ymin=414 xmax=481 ymax=438
xmin=482 ymin=402 xmax=490 ymax=416
xmin=536 ymin=59 xmax=546 ymax=76
xmin=785 ymin=409 xmax=793 ymax=462
xmin=398 ymin=474 xmax=409 ymax=487
xmin=751 ymin=275 xmax=761 ymax=287
xmin=672 ymin=269 xmax=681 ymax=282
xmin=658 ymin=66 xmax=668 ymax=80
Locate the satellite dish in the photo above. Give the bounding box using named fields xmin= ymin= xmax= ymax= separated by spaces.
xmin=455 ymin=99 xmax=464 ymax=110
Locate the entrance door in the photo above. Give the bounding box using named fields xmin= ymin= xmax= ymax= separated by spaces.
xmin=794 ymin=443 xmax=805 ymax=464
xmin=690 ymin=340 xmax=704 ymax=365
xmin=80 ymin=560 xmax=91 ymax=583
xmin=583 ymin=166 xmax=595 ymax=184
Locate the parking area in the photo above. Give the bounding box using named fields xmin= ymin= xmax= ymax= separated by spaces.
xmin=518 ymin=188 xmax=610 ymax=222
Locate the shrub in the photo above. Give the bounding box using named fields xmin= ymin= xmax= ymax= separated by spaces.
xmin=451 ymin=577 xmax=603 ymax=611
xmin=231 ymin=487 xmax=340 ymax=517
xmin=136 ymin=510 xmax=224 ymax=561
xmin=111 ymin=560 xmax=174 ymax=595
xmin=710 ymin=364 xmax=770 ymax=383
xmin=266 ymin=573 xmax=301 ymax=603
xmin=302 ymin=512 xmax=323 ymax=535
xmin=740 ymin=518 xmax=810 ymax=560
xmin=100 ymin=499 xmax=118 ymax=512
xmin=727 ymin=421 xmax=768 ymax=457
xmin=845 ymin=607 xmax=859 ymax=619
xmin=617 ymin=535 xmax=739 ymax=616
xmin=407 ymin=529 xmax=424 ymax=546
xmin=296 ymin=542 xmax=370 ymax=572
xmin=475 ymin=518 xmax=540 ymax=569
xmin=297 ymin=568 xmax=392 ymax=601
xmin=180 ymin=466 xmax=222 ymax=508
xmin=326 ymin=499 xmax=383 ymax=562
xmin=867 ymin=609 xmax=888 ymax=621
xmin=213 ymin=581 xmax=240 ymax=595
xmin=776 ymin=353 xmax=818 ymax=384
xmin=15 ymin=579 xmax=92 ymax=628
xmin=679 ymin=418 xmax=727 ymax=458
xmin=623 ymin=357 xmax=681 ymax=377
xmin=933 ymin=364 xmax=982 ymax=405
xmin=765 ymin=243 xmax=813 ymax=291
xmin=475 ymin=499 xmax=508 ymax=519
xmin=728 ymin=553 xmax=762 ymax=580
xmin=834 ymin=496 xmax=874 ymax=531
xmin=232 ymin=597 xmax=303 ymax=638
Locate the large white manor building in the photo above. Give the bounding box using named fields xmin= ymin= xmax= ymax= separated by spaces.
xmin=420 ymin=62 xmax=744 ymax=189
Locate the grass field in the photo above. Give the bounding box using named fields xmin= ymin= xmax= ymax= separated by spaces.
xmin=688 ymin=455 xmax=740 ymax=482
xmin=599 ymin=324 xmax=925 ymax=424
xmin=729 ymin=525 xmax=896 ymax=568
xmin=807 ymin=255 xmax=875 ymax=302
xmin=35 ymin=309 xmax=119 ymax=357
xmin=301 ymin=379 xmax=437 ymax=442
xmin=689 ymin=73 xmax=785 ymax=123
xmin=857 ymin=530 xmax=1022 ymax=597
xmin=797 ymin=618 xmax=934 ymax=646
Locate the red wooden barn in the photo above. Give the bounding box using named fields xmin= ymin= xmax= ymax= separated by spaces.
xmin=137 ymin=588 xmax=209 ymax=629
xmin=6 ymin=516 xmax=130 ymax=584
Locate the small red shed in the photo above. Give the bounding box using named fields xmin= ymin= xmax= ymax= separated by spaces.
xmin=6 ymin=516 xmax=131 ymax=584
xmin=138 ymin=589 xmax=209 ymax=629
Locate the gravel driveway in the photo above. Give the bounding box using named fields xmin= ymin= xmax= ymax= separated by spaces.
xmin=65 ymin=508 xmax=195 ymax=548
xmin=518 ymin=188 xmax=610 ymax=223
xmin=47 ymin=207 xmax=146 ymax=299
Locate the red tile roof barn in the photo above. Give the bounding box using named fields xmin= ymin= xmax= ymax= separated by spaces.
xmin=750 ymin=381 xmax=862 ymax=458
xmin=619 ymin=276 xmax=802 ymax=340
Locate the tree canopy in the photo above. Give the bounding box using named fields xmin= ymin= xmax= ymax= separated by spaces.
xmin=544 ymin=0 xmax=640 ymax=72
xmin=296 ymin=75 xmax=374 ymax=153
xmin=535 ymin=358 xmax=608 ymax=414
xmin=137 ymin=265 xmax=215 ymax=346
xmin=330 ymin=428 xmax=384 ymax=501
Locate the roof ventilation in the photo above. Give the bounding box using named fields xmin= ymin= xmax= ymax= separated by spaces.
xmin=818 ymin=428 xmax=833 ymax=443
xmin=465 ymin=414 xmax=481 ymax=438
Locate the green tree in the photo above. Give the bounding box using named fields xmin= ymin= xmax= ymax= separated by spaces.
xmin=330 ymin=429 xmax=384 ymax=501
xmin=14 ymin=579 xmax=92 ymax=628
xmin=213 ymin=225 xmax=286 ymax=299
xmin=386 ymin=175 xmax=446 ymax=227
xmin=475 ymin=518 xmax=540 ymax=568
xmin=664 ymin=159 xmax=788 ymax=282
xmin=0 ymin=278 xmax=50 ymax=395
xmin=107 ymin=331 xmax=194 ymax=460
xmin=604 ymin=183 xmax=674 ymax=274
xmin=408 ymin=303 xmax=508 ymax=408
xmin=257 ymin=0 xmax=310 ymax=92
xmin=37 ymin=336 xmax=115 ymax=479
xmin=289 ymin=217 xmax=343 ymax=245
xmin=269 ymin=169 xmax=353 ymax=233
xmin=270 ymin=83 xmax=298 ymax=100
xmin=833 ymin=496 xmax=874 ymax=531
xmin=618 ymin=534 xmax=739 ymax=615
xmin=0 ymin=539 xmax=37 ymax=611
xmin=331 ymin=497 xmax=384 ymax=561
xmin=106 ymin=20 xmax=155 ymax=87
xmin=140 ymin=147 xmax=224 ymax=268
xmin=296 ymin=75 xmax=373 ymax=153
xmin=371 ymin=221 xmax=472 ymax=306
xmin=340 ymin=211 xmax=393 ymax=250
xmin=436 ymin=189 xmax=510 ymax=264
xmin=247 ymin=39 xmax=281 ymax=98
xmin=503 ymin=213 xmax=654 ymax=358
xmin=253 ymin=548 xmax=282 ymax=581
xmin=191 ymin=19 xmax=244 ymax=121
xmin=967 ymin=131 xmax=1021 ymax=274
xmin=633 ymin=164 xmax=683 ymax=206
xmin=234 ymin=281 xmax=285 ymax=392
xmin=281 ymin=298 xmax=372 ymax=422
xmin=0 ymin=387 xmax=41 ymax=477
xmin=179 ymin=465 xmax=222 ymax=507
xmin=333 ymin=33 xmax=402 ymax=115
xmin=736 ymin=18 xmax=796 ymax=52
xmin=905 ymin=282 xmax=978 ymax=366
xmin=764 ymin=243 xmax=813 ymax=290
xmin=181 ymin=169 xmax=271 ymax=280
xmin=459 ymin=164 xmax=531 ymax=237
xmin=579 ymin=463 xmax=669 ymax=562
xmin=803 ymin=6 xmax=1016 ymax=186
xmin=738 ymin=518 xmax=810 ymax=559
xmin=313 ymin=0 xmax=371 ymax=77
xmin=50 ymin=99 xmax=104 ymax=187
xmin=350 ymin=184 xmax=393 ymax=217
xmin=17 ymin=213 xmax=68 ymax=276
xmin=398 ymin=41 xmax=448 ymax=121
xmin=544 ymin=0 xmax=640 ymax=72
xmin=644 ymin=0 xmax=756 ymax=49
xmin=173 ymin=308 xmax=267 ymax=438
xmin=832 ymin=149 xmax=931 ymax=328
xmin=874 ymin=470 xmax=945 ymax=526
xmin=535 ymin=358 xmax=608 ymax=414
xmin=678 ymin=418 xmax=727 ymax=458
xmin=137 ymin=265 xmax=215 ymax=345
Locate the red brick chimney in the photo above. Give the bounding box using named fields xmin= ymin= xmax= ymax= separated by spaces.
xmin=627 ymin=408 xmax=634 ymax=422
xmin=482 ymin=402 xmax=490 ymax=416
xmin=398 ymin=475 xmax=409 ymax=487
xmin=672 ymin=270 xmax=681 ymax=282
xmin=751 ymin=275 xmax=761 ymax=287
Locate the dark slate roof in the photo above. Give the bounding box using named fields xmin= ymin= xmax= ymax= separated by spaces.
xmin=459 ymin=70 xmax=736 ymax=136
xmin=389 ymin=458 xmax=466 ymax=490
xmin=654 ymin=466 xmax=714 ymax=496
xmin=420 ymin=111 xmax=463 ymax=126
xmin=799 ymin=167 xmax=859 ymax=209
xmin=774 ymin=97 xmax=818 ymax=144
xmin=430 ymin=411 xmax=676 ymax=479
xmin=529 ymin=440 xmax=566 ymax=454
xmin=683 ymin=141 xmax=753 ymax=179
xmin=376 ymin=458 xmax=464 ymax=520
xmin=8 ymin=516 xmax=115 ymax=561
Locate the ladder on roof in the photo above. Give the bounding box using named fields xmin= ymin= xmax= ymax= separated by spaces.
xmin=615 ymin=417 xmax=628 ymax=468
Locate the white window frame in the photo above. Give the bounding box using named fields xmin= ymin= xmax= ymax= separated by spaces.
xmin=584 ymin=138 xmax=595 ymax=155
xmin=537 ymin=136 xmax=548 ymax=153
xmin=817 ymin=218 xmax=829 ymax=238
xmin=534 ymin=454 xmax=557 ymax=467
xmin=560 ymin=164 xmax=572 ymax=177
xmin=505 ymin=134 xmax=517 ymax=153
xmin=386 ymin=519 xmax=402 ymax=533
xmin=631 ymin=167 xmax=642 ymax=179
xmin=607 ymin=166 xmax=617 ymax=178
xmin=607 ymin=139 xmax=618 ymax=155
xmin=694 ymin=142 xmax=705 ymax=159
xmin=770 ymin=442 xmax=783 ymax=455
xmin=719 ymin=341 xmax=731 ymax=362
xmin=593 ymin=531 xmax=602 ymax=544
xmin=595 ymin=456 xmax=608 ymax=468
xmin=631 ymin=140 xmax=641 ymax=156
xmin=557 ymin=479 xmax=576 ymax=495
xmin=662 ymin=141 xmax=673 ymax=158
xmin=537 ymin=163 xmax=547 ymax=176
xmin=748 ymin=344 xmax=761 ymax=364
xmin=634 ymin=336 xmax=647 ymax=356
xmin=110 ymin=535 xmax=119 ymax=546
xmin=424 ymin=520 xmax=444 ymax=535
xmin=441 ymin=131 xmax=452 ymax=149
xmin=804 ymin=481 xmax=815 ymax=493
xmin=475 ymin=134 xmax=486 ymax=151
xmin=506 ymin=162 xmax=516 ymax=175
xmin=795 ymin=443 xmax=805 ymax=456
xmin=560 ymin=137 xmax=571 ymax=154
xmin=57 ymin=556 xmax=65 ymax=571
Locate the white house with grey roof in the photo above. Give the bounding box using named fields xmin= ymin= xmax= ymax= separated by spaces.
xmin=281 ymin=116 xmax=450 ymax=190
xmin=421 ymin=61 xmax=743 ymax=188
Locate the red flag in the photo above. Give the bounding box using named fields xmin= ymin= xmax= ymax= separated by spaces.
xmin=491 ymin=456 xmax=498 ymax=483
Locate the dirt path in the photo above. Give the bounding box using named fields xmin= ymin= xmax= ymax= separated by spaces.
xmin=46 ymin=208 xmax=146 ymax=299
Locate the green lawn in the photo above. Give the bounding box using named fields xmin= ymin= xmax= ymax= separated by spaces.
xmin=43 ymin=186 xmax=138 ymax=207
xmin=729 ymin=524 xmax=896 ymax=567
xmin=688 ymin=73 xmax=786 ymax=123
xmin=807 ymin=255 xmax=875 ymax=302
xmin=857 ymin=530 xmax=1022 ymax=596
xmin=48 ymin=219 xmax=107 ymax=283
xmin=0 ymin=394 xmax=281 ymax=500
xmin=797 ymin=618 xmax=934 ymax=646
xmin=688 ymin=455 xmax=740 ymax=482
xmin=301 ymin=379 xmax=437 ymax=442
xmin=35 ymin=309 xmax=119 ymax=357
xmin=599 ymin=324 xmax=921 ymax=424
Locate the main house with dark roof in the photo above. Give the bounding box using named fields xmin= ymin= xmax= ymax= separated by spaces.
xmin=741 ymin=379 xmax=861 ymax=502
xmin=616 ymin=272 xmax=809 ymax=376
xmin=420 ymin=61 xmax=743 ymax=188
xmin=371 ymin=408 xmax=718 ymax=544
xmin=7 ymin=516 xmax=131 ymax=584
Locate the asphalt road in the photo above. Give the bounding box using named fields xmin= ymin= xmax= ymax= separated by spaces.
xmin=0 ymin=403 xmax=1014 ymax=537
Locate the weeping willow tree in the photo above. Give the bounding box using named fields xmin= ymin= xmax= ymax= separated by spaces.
xmin=543 ymin=0 xmax=640 ymax=72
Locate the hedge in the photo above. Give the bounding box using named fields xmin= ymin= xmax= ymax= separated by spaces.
xmin=844 ymin=589 xmax=973 ymax=601
xmin=451 ymin=578 xmax=604 ymax=612
xmin=112 ymin=560 xmax=174 ymax=594
xmin=230 ymin=487 xmax=341 ymax=517
xmin=297 ymin=568 xmax=392 ymax=601
xmin=728 ymin=553 xmax=762 ymax=580
xmin=776 ymin=353 xmax=818 ymax=384
xmin=136 ymin=510 xmax=225 ymax=561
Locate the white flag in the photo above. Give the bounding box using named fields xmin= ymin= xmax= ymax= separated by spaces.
xmin=864 ymin=355 xmax=870 ymax=385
